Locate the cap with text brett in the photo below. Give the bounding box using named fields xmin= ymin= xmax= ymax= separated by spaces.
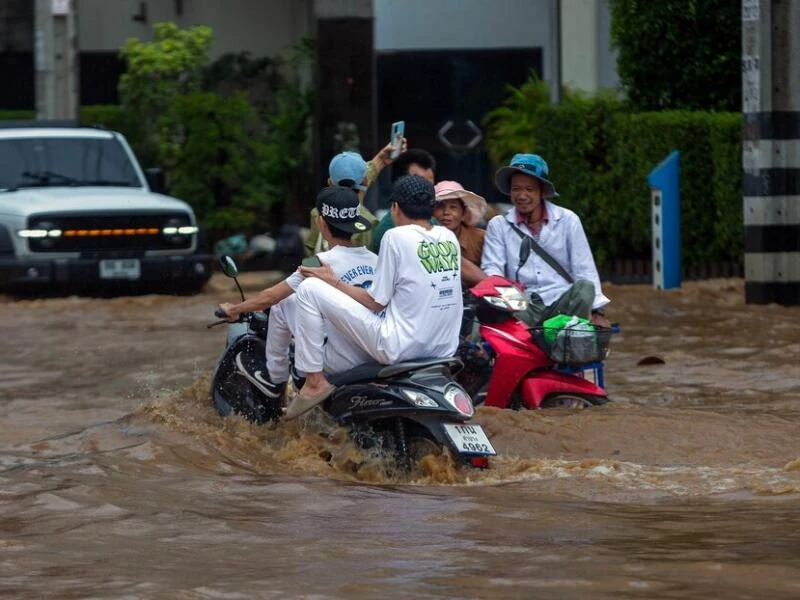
xmin=316 ymin=187 xmax=373 ymax=233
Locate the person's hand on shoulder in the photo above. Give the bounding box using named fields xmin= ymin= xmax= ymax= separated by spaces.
xmin=299 ymin=261 xmax=338 ymax=287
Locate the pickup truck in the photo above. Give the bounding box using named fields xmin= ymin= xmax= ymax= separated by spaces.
xmin=0 ymin=123 xmax=212 ymax=294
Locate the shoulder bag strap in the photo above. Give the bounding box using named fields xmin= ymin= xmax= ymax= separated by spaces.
xmin=507 ymin=221 xmax=574 ymax=284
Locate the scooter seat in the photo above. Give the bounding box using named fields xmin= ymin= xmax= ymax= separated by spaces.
xmin=327 ymin=357 xmax=463 ymax=386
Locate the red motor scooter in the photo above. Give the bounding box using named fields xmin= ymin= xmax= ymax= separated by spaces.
xmin=457 ymin=274 xmax=614 ymax=410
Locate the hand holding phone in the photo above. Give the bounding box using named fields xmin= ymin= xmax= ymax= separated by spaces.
xmin=390 ymin=121 xmax=405 ymax=159
xmin=299 ymin=257 xmax=338 ymax=286
xmin=301 ymin=255 xmax=322 ymax=268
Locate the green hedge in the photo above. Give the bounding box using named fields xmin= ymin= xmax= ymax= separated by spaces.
xmin=532 ymin=97 xmax=621 ymax=265
xmin=160 ymin=92 xmax=277 ymax=231
xmin=609 ymin=111 xmax=742 ymax=264
xmin=80 ymin=104 xmax=129 ymax=132
xmin=0 ymin=106 xmax=127 ymax=127
xmin=526 ymin=103 xmax=742 ymax=266
xmin=707 ymin=114 xmax=744 ymax=262
xmin=0 ymin=110 xmax=36 ymax=120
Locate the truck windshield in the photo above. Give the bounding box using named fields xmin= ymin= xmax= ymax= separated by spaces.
xmin=0 ymin=136 xmax=143 ymax=191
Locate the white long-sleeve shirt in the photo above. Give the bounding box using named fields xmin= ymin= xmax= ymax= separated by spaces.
xmin=481 ymin=202 xmax=610 ymax=310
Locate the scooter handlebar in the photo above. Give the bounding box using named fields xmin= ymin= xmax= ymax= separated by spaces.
xmin=207 ymin=308 xmax=257 ymax=328
xmin=207 ymin=308 xmax=237 ymax=328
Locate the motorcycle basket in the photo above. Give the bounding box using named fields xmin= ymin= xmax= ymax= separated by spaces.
xmin=531 ymin=325 xmax=613 ymax=367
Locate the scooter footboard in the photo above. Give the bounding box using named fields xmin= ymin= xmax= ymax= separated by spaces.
xmin=520 ymin=370 xmax=607 ymax=409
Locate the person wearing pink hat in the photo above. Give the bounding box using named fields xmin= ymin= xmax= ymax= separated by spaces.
xmin=433 ymin=181 xmax=488 ymax=285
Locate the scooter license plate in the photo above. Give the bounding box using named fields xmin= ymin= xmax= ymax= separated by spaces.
xmin=442 ymin=423 xmax=496 ymax=456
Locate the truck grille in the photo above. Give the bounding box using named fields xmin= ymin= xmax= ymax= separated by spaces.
xmin=27 ymin=212 xmax=194 ymax=253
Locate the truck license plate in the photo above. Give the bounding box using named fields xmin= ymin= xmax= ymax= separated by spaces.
xmin=442 ymin=423 xmax=496 ymax=456
xmin=99 ymin=259 xmax=141 ymax=280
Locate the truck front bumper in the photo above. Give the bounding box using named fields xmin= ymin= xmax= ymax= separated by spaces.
xmin=0 ymin=253 xmax=213 ymax=290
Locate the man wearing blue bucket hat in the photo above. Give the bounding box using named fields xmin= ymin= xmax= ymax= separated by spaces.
xmin=482 ymin=153 xmax=610 ymax=327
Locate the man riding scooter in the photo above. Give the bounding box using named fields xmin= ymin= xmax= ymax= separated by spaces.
xmin=455 ymin=153 xmax=614 ymax=409
xmin=481 ymin=153 xmax=611 ymax=328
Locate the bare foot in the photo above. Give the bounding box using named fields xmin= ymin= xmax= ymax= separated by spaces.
xmin=298 ymin=381 xmax=331 ymax=398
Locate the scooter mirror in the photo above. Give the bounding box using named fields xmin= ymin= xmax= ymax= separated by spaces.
xmin=218 ymin=255 xmax=239 ymax=278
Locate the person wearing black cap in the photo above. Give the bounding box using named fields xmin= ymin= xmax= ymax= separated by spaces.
xmin=218 ymin=187 xmax=378 ymax=404
xmin=283 ymin=175 xmax=463 ymax=419
xmin=482 ymin=153 xmax=610 ymax=327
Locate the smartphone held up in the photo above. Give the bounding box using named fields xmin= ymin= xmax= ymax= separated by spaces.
xmin=389 ymin=121 xmax=405 ymax=159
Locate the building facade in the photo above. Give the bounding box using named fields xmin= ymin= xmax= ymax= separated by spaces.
xmin=1 ymin=0 xmax=618 ymax=204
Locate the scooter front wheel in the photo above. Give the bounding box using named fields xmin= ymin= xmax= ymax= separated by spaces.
xmin=540 ymin=393 xmax=605 ymax=410
xmin=213 ymin=370 xmax=270 ymax=423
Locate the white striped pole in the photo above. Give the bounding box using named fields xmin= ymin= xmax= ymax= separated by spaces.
xmin=742 ymin=0 xmax=800 ymax=304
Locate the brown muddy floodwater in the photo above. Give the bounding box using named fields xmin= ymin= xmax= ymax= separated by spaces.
xmin=1 ymin=275 xmax=799 ymax=599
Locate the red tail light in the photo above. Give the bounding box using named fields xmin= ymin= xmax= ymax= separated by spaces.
xmin=470 ymin=457 xmax=490 ymax=469
xmin=444 ymin=385 xmax=474 ymax=417
xmin=454 ymin=394 xmax=472 ymax=416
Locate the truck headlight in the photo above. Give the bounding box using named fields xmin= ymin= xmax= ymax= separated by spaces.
xmin=162 ymin=218 xmax=197 ymax=243
xmin=19 ymin=222 xmax=62 ymax=248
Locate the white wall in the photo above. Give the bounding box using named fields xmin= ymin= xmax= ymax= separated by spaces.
xmin=596 ymin=0 xmax=619 ymax=90
xmin=78 ymin=0 xmax=312 ymax=59
xmin=374 ymin=0 xmax=556 ymax=79
xmin=560 ymin=0 xmax=618 ymax=93
xmin=561 ymin=0 xmax=599 ymax=91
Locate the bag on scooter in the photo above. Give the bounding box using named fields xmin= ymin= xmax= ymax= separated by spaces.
xmin=534 ymin=314 xmax=602 ymax=366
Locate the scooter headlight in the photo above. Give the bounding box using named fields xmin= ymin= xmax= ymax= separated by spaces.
xmin=444 ymin=384 xmax=474 ymax=417
xmin=402 ymin=389 xmax=439 ymax=408
xmin=483 ymin=286 xmax=528 ymax=312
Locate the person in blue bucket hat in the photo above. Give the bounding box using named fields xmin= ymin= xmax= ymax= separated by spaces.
xmin=481 ymin=153 xmax=611 ymax=327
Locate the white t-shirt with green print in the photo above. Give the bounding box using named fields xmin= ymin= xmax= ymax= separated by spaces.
xmin=368 ymin=223 xmax=462 ymax=363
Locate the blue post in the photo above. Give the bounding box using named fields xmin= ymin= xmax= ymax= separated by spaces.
xmin=647 ymin=150 xmax=681 ymax=290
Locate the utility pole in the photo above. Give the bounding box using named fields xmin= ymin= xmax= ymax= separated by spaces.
xmin=551 ymin=0 xmax=562 ymax=104
xmin=742 ymin=0 xmax=800 ymax=304
xmin=35 ymin=0 xmax=79 ymax=120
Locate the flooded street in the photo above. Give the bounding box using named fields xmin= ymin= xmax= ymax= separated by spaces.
xmin=2 ymin=275 xmax=799 ymax=599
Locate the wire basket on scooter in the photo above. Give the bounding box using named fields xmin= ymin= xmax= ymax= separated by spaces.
xmin=531 ymin=324 xmax=613 ymax=367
